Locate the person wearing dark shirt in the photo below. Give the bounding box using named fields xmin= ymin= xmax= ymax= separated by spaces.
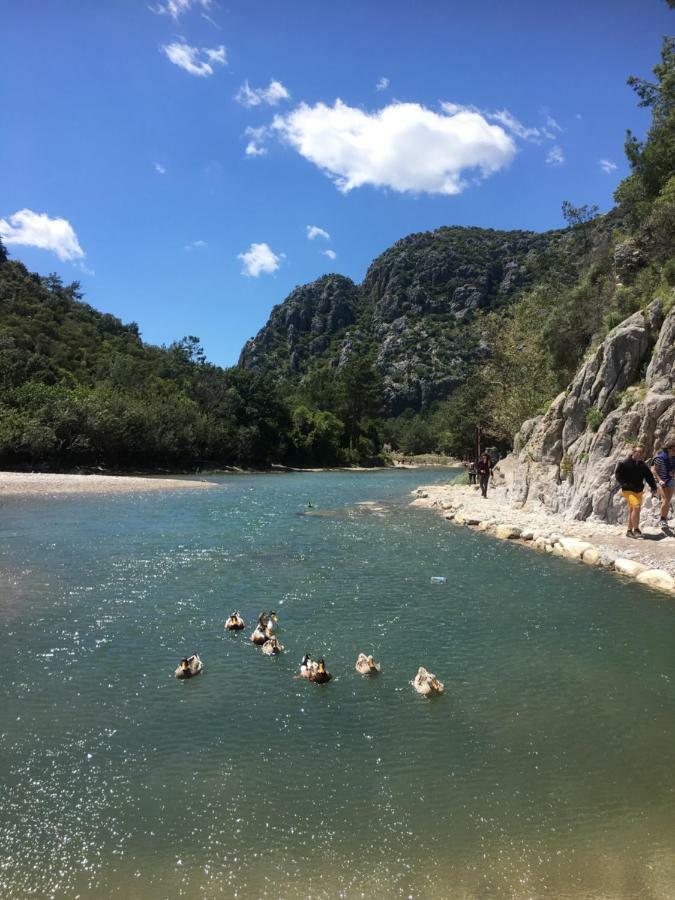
xmin=615 ymin=445 xmax=658 ymax=538
xmin=476 ymin=452 xmax=493 ymax=498
xmin=652 ymin=437 xmax=675 ymax=529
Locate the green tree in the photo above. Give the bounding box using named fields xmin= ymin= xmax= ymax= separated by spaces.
xmin=615 ymin=35 xmax=675 ymax=221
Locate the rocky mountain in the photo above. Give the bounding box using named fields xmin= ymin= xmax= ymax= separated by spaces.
xmin=495 ymin=297 xmax=675 ymax=523
xmin=239 ymin=226 xmax=562 ymax=415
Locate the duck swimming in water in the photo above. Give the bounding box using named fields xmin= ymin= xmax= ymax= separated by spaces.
xmin=250 ymin=622 xmax=270 ymax=645
xmin=261 ymin=636 xmax=284 ymax=656
xmin=256 ymin=611 xmax=278 ymax=633
xmin=411 ymin=666 xmax=444 ymax=697
xmin=225 ymin=611 xmax=245 ymax=631
xmin=299 ymin=654 xmax=317 ymax=678
xmin=309 ymin=657 xmax=332 ymax=684
xmin=355 ymin=653 xmax=381 ymax=675
xmin=175 ymin=654 xmax=203 ymax=679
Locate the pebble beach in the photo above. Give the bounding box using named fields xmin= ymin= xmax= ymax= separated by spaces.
xmin=0 ymin=471 xmax=216 ymax=496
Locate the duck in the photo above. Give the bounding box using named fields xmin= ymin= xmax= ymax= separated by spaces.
xmin=355 ymin=653 xmax=381 ymax=675
xmin=225 ymin=611 xmax=245 ymax=631
xmin=261 ymin=636 xmax=284 ymax=656
xmin=250 ymin=622 xmax=270 ymax=645
xmin=299 ymin=653 xmax=317 ymax=678
xmin=256 ymin=611 xmax=278 ymax=632
xmin=411 ymin=666 xmax=444 ymax=697
xmin=175 ymin=654 xmax=203 ymax=679
xmin=309 ymin=657 xmax=332 ymax=684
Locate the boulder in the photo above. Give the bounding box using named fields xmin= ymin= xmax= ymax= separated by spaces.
xmin=581 ymin=546 xmax=600 ymax=565
xmin=557 ymin=537 xmax=594 ymax=560
xmin=614 ymin=558 xmax=649 ymax=578
xmin=520 ymin=529 xmax=536 ymax=541
xmin=454 ymin=514 xmax=466 ymax=526
xmin=495 ymin=524 xmax=522 ymax=540
xmin=635 ymin=569 xmax=675 ymax=593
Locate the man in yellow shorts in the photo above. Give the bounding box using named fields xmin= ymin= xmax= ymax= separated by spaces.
xmin=615 ymin=445 xmax=658 ymax=538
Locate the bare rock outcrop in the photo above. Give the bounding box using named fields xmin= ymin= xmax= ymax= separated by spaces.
xmin=495 ymin=299 xmax=675 ymax=524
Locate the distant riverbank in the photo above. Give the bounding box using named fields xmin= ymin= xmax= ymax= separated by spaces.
xmin=0 ymin=471 xmax=216 ymax=496
xmin=412 ymin=482 xmax=675 ymax=595
xmin=0 ymin=459 xmax=463 ymax=496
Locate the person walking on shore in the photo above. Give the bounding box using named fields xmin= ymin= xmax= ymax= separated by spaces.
xmin=467 ymin=460 xmax=477 ymax=485
xmin=476 ymin=451 xmax=493 ymax=499
xmin=615 ymin=444 xmax=658 ymax=538
xmin=652 ymin=437 xmax=675 ymax=530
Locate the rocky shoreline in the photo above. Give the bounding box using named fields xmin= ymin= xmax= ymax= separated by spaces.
xmin=412 ymin=483 xmax=675 ymax=597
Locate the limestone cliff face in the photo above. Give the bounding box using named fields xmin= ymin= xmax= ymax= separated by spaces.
xmin=238 ymin=226 xmax=559 ymax=414
xmin=238 ymin=275 xmax=360 ymax=375
xmin=495 ymin=298 xmax=675 ymax=523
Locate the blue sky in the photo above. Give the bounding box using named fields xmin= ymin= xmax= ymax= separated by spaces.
xmin=1 ymin=0 xmax=672 ymax=366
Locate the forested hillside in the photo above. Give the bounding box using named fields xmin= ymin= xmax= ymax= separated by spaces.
xmin=0 ymin=248 xmax=390 ymax=469
xmin=1 ymin=37 xmax=672 ymax=472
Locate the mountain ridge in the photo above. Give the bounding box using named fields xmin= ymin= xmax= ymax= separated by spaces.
xmin=239 ymin=223 xmax=567 ymax=415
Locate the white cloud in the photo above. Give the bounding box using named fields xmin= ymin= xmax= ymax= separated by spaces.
xmin=322 ymin=249 xmax=337 ymax=260
xmin=546 ymin=145 xmax=565 ymax=167
xmin=154 ymin=161 xmax=167 ymax=174
xmin=599 ymin=158 xmax=617 ymax=174
xmin=244 ymin=125 xmax=269 ymax=157
xmin=376 ymin=77 xmax=389 ymax=91
xmin=245 ymin=142 xmax=267 ymax=157
xmin=0 ymin=209 xmax=85 ymax=261
xmin=272 ymin=100 xmax=516 ymax=195
xmin=489 ymin=109 xmax=541 ymax=143
xmin=306 ymin=225 xmax=330 ymax=241
xmin=161 ymin=42 xmax=226 ymax=77
xmin=236 ymin=79 xmax=290 ymax=108
xmin=184 ymin=239 xmax=207 ymax=250
xmin=545 ymin=114 xmax=562 ymax=132
xmin=152 ymin=0 xmax=212 ymax=20
xmin=237 ymin=242 xmax=283 ymax=277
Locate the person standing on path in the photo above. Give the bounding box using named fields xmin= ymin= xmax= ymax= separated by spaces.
xmin=615 ymin=444 xmax=658 ymax=538
xmin=652 ymin=437 xmax=675 ymax=529
xmin=476 ymin=451 xmax=493 ymax=499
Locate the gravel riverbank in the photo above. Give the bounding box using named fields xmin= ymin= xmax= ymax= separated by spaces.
xmin=0 ymin=471 xmax=216 ymax=496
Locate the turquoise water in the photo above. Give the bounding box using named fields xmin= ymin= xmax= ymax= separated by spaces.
xmin=1 ymin=469 xmax=674 ymax=899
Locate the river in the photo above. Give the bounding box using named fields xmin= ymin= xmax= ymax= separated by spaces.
xmin=1 ymin=469 xmax=673 ymax=898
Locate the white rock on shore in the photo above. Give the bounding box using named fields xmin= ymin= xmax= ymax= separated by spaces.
xmin=635 ymin=569 xmax=675 ymax=592
xmin=614 ymin=558 xmax=649 ymax=578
